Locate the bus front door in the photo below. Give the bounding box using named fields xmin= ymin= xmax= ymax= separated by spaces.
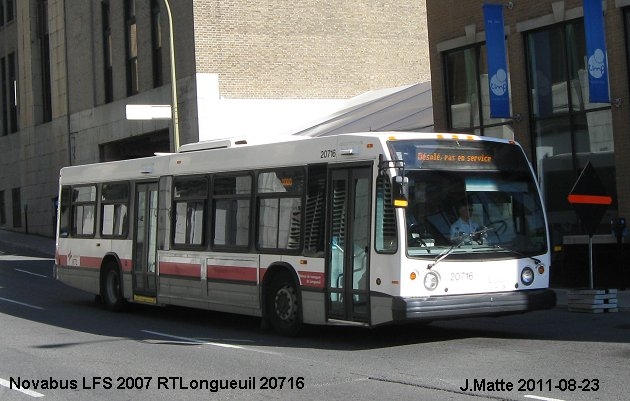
xmin=133 ymin=182 xmax=158 ymax=300
xmin=327 ymin=167 xmax=371 ymax=323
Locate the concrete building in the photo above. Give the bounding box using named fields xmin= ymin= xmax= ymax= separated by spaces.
xmin=0 ymin=0 xmax=429 ymax=237
xmin=426 ymin=0 xmax=629 ymax=288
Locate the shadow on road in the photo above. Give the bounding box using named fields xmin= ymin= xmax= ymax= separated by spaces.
xmin=1 ymin=251 xmax=628 ymax=353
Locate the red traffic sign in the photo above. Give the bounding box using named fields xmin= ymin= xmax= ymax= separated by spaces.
xmin=567 ymin=194 xmax=613 ymax=205
xmin=567 ymin=161 xmax=612 ymax=236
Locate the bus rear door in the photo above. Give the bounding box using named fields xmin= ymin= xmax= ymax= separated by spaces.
xmin=133 ymin=182 xmax=159 ymax=301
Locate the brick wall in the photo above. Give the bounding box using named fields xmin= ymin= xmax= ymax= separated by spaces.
xmin=192 ymin=0 xmax=430 ymax=99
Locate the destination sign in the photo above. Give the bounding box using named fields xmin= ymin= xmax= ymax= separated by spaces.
xmin=417 ymin=150 xmax=494 ymax=164
xmin=388 ymin=139 xmax=529 ymax=172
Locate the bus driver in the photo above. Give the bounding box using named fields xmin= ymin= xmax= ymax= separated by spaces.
xmin=450 ymin=204 xmax=479 ymax=242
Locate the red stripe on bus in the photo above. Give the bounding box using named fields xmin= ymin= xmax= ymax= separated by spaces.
xmin=159 ymin=261 xmax=201 ymax=278
xmin=207 ymin=265 xmax=258 ymax=282
xmin=57 ymin=254 xmax=133 ymax=272
xmin=567 ymin=194 xmax=612 ymax=205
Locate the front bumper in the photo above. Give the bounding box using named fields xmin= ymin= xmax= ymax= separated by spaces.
xmin=392 ymin=289 xmax=557 ymax=321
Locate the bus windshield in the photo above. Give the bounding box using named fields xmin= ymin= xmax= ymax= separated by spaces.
xmin=388 ymin=139 xmax=547 ymax=260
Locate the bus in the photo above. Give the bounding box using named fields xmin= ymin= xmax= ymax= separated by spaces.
xmin=54 ymin=132 xmax=556 ymax=335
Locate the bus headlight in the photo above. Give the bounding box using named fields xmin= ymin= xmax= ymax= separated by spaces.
xmin=520 ymin=267 xmax=534 ymax=286
xmin=424 ymin=271 xmax=440 ymax=291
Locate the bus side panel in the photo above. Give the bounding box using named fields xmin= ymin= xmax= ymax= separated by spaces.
xmin=110 ymin=240 xmax=133 ymax=301
xmin=157 ymin=252 xmax=204 ymax=301
xmin=282 ymin=255 xmax=327 ymax=325
xmin=367 ymin=250 xmax=402 ymax=326
xmin=56 ymin=238 xmax=106 ymax=295
xmin=206 ymin=254 xmax=260 ymax=312
xmin=301 ymin=291 xmax=326 ymax=325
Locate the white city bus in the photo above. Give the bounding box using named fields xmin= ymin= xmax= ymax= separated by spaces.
xmin=55 ymin=132 xmax=556 ymax=335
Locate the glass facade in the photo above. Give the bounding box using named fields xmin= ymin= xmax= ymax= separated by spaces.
xmin=444 ymin=44 xmax=513 ymax=139
xmin=525 ymin=19 xmax=615 ymax=240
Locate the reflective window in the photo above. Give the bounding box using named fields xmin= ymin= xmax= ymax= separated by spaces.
xmin=173 ymin=178 xmax=207 ymax=246
xmin=526 ymin=20 xmax=615 ymax=237
xmin=257 ymin=168 xmax=304 ymax=251
xmin=213 ymin=174 xmax=251 ymax=248
xmin=101 ymin=182 xmax=129 ymax=237
xmin=444 ymin=44 xmax=513 ymax=139
xmin=72 ymin=186 xmax=97 ymax=236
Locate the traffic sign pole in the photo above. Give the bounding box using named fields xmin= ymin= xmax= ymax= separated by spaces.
xmin=567 ymin=161 xmax=613 ymax=290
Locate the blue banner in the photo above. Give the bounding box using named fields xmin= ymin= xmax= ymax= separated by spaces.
xmin=583 ymin=0 xmax=610 ymax=103
xmin=483 ymin=4 xmax=510 ymax=118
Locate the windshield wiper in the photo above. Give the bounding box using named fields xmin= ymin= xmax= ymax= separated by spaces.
xmin=490 ymin=243 xmax=542 ymax=266
xmin=427 ymin=226 xmax=494 ymax=270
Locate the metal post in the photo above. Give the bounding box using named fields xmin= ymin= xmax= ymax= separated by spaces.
xmin=162 ymin=0 xmax=180 ymax=152
xmin=588 ymin=235 xmax=594 ymax=289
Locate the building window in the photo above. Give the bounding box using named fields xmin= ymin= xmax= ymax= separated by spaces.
xmin=125 ymin=0 xmax=139 ymax=96
xmin=1 ymin=56 xmax=6 ymax=136
xmin=151 ymin=0 xmax=163 ymax=88
xmin=38 ymin=0 xmax=52 ymax=123
xmin=5 ymin=0 xmax=13 ymax=23
xmin=525 ymin=19 xmax=614 ymax=238
xmin=0 ymin=190 xmax=6 ymax=225
xmin=11 ymin=187 xmax=21 ymax=228
xmin=102 ymin=1 xmax=113 ymax=103
xmin=443 ymin=44 xmax=513 ymax=139
xmin=8 ymin=52 xmax=17 ymax=132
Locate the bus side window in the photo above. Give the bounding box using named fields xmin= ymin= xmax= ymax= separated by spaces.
xmin=101 ymin=182 xmax=129 ymax=238
xmin=72 ymin=185 xmax=97 ymax=237
xmin=213 ymin=174 xmax=252 ymax=249
xmin=375 ymin=174 xmax=397 ymax=253
xmin=58 ymin=186 xmax=71 ymax=238
xmin=173 ymin=177 xmax=208 ymax=247
xmin=304 ymin=165 xmax=326 ymax=257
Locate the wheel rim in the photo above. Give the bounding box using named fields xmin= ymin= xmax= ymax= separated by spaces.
xmin=274 ymin=285 xmax=297 ymax=322
xmin=106 ymin=270 xmax=119 ymax=303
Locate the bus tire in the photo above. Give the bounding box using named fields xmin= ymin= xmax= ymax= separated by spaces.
xmin=266 ymin=271 xmax=302 ymax=336
xmin=101 ymin=263 xmax=126 ymax=312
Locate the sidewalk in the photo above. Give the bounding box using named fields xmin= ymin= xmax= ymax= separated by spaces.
xmin=0 ymin=228 xmax=627 ymax=311
xmin=0 ymin=229 xmax=56 ymax=257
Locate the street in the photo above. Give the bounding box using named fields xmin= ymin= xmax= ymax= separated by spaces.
xmin=1 ymin=244 xmax=629 ymax=401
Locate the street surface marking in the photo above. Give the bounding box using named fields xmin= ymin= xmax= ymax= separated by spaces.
xmin=0 ymin=378 xmax=45 ymax=398
xmin=525 ymin=395 xmax=566 ymax=401
xmin=141 ymin=330 xmax=280 ymax=355
xmin=0 ymin=296 xmax=45 ymax=310
xmin=14 ymin=269 xmax=48 ymax=278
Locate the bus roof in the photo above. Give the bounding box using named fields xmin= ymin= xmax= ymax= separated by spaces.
xmin=59 ymin=132 xmax=518 ymax=185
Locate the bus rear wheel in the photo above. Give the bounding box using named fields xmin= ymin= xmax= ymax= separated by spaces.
xmin=266 ymin=272 xmax=302 ymax=336
xmin=101 ymin=263 xmax=126 ymax=312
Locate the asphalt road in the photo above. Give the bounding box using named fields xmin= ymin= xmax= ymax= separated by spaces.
xmin=1 ymin=245 xmax=629 ymax=401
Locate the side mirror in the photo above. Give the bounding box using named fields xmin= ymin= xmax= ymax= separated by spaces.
xmin=392 ymin=176 xmax=408 ymax=208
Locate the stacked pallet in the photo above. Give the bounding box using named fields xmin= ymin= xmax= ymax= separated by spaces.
xmin=568 ymin=289 xmax=618 ymax=313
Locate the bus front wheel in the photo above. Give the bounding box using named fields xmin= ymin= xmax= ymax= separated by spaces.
xmin=101 ymin=263 xmax=126 ymax=312
xmin=266 ymin=272 xmax=302 ymax=336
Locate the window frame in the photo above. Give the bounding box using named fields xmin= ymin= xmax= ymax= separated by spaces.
xmin=255 ymin=167 xmax=305 ymax=254
xmin=442 ymin=42 xmax=513 ymax=137
xmin=100 ymin=181 xmax=130 ymax=239
xmin=171 ymin=176 xmax=208 ymax=249
xmin=71 ymin=185 xmax=97 ymax=238
xmin=211 ymin=172 xmax=253 ymax=252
